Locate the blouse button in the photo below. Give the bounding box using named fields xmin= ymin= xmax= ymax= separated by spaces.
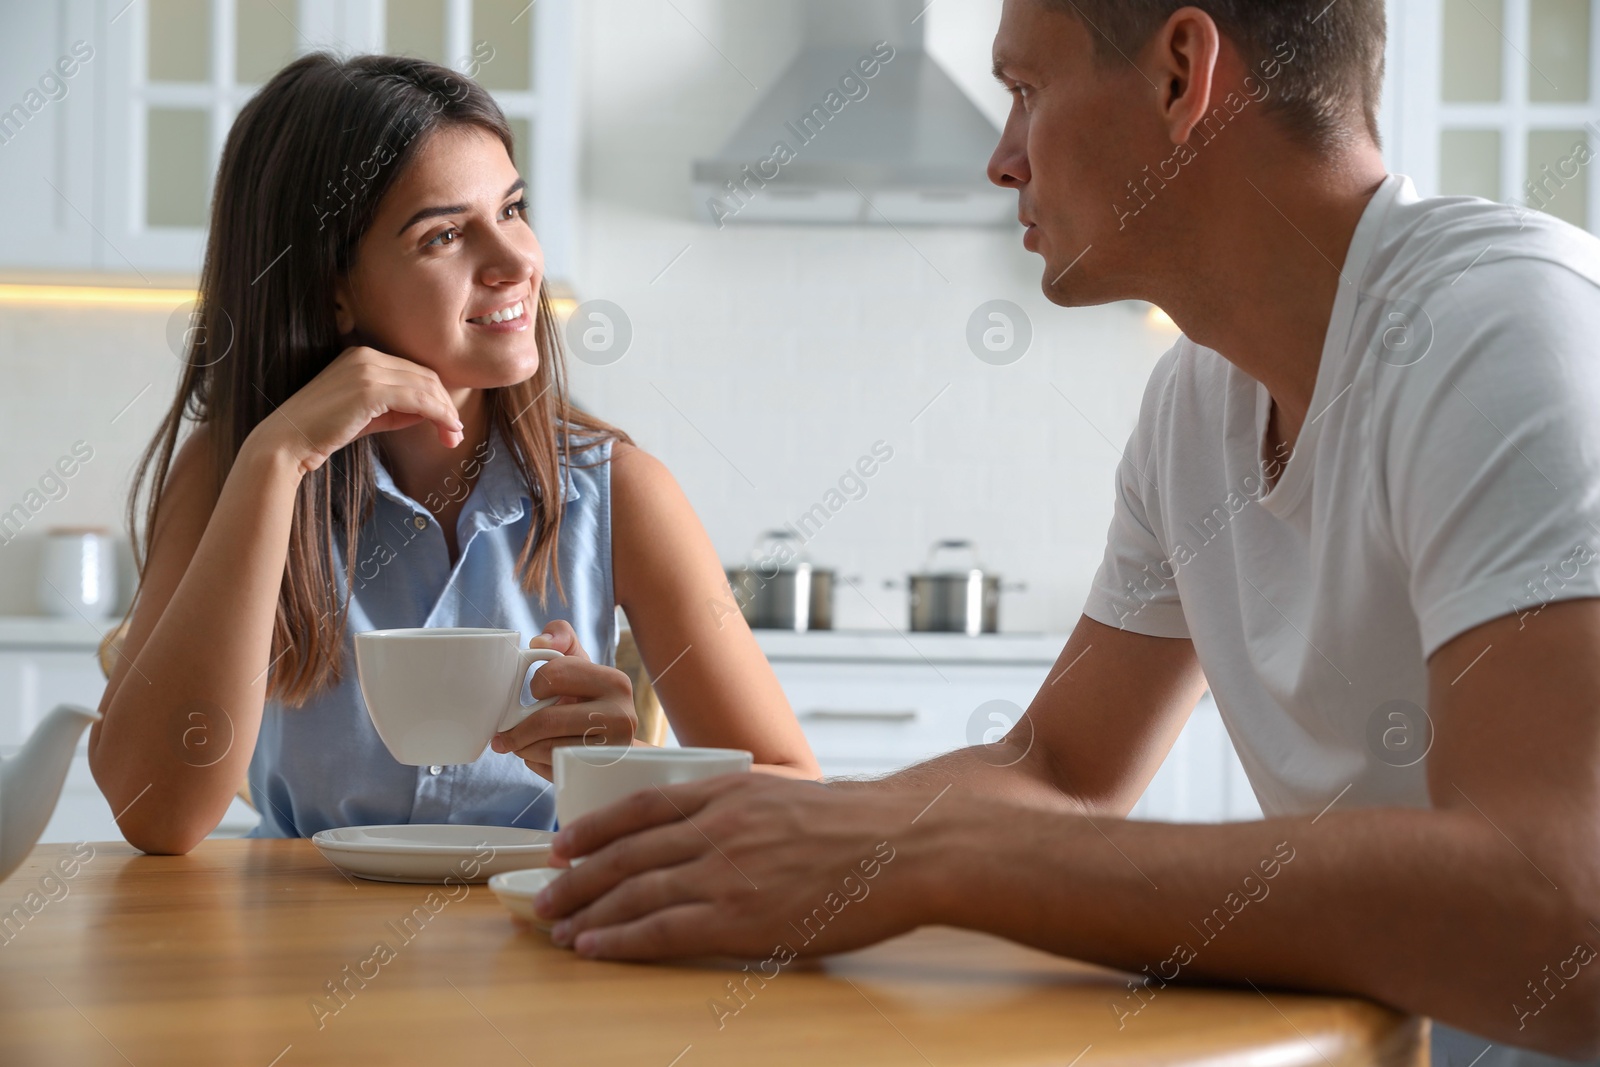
xmin=413 ymin=516 xmax=427 ymax=530
xmin=429 ymin=765 xmax=443 ymax=775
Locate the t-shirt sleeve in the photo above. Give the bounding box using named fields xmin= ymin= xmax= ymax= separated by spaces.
xmin=1385 ymin=260 xmax=1600 ymax=659
xmin=1082 ymin=348 xmax=1191 ymax=639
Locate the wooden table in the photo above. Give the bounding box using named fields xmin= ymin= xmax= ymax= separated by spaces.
xmin=0 ymin=840 xmax=1425 ymax=1066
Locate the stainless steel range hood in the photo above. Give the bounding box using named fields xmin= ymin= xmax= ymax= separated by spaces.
xmin=692 ymin=0 xmax=1010 ymax=227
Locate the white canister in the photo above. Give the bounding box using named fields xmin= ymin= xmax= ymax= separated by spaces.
xmin=38 ymin=527 xmax=118 ymax=620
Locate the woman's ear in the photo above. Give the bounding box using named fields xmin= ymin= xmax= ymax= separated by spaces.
xmin=333 ymin=275 xmax=357 ymax=337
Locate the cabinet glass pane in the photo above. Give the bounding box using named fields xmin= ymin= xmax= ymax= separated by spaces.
xmin=1529 ymin=0 xmax=1591 ymax=102
xmin=507 ymin=116 xmax=533 ymax=182
xmin=1441 ymin=129 xmax=1503 ymax=199
xmin=1443 ymin=0 xmax=1505 ymax=101
xmin=471 ymin=0 xmax=534 ymax=89
xmin=237 ymin=0 xmax=300 ymax=84
xmin=146 ymin=108 xmax=211 ymax=228
xmin=1526 ymin=129 xmax=1591 ymax=228
xmin=387 ymin=0 xmax=447 ymax=63
xmin=148 ymin=0 xmax=211 ymax=83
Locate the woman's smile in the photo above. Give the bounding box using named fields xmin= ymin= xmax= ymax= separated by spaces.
xmin=466 ymin=296 xmax=533 ymax=331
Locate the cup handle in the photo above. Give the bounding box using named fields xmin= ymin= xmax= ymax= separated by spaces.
xmin=498 ymin=647 xmax=564 ymax=734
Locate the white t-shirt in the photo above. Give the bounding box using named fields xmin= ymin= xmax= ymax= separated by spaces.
xmin=1083 ymin=173 xmax=1600 ymax=819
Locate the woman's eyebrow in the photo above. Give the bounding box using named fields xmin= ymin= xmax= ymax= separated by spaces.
xmin=396 ymin=178 xmax=527 ymax=236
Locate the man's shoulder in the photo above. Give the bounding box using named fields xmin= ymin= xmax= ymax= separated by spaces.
xmin=1357 ymin=190 xmax=1600 ymax=420
xmin=1141 ymin=337 xmax=1238 ymax=420
xmin=1363 ymin=196 xmax=1600 ymax=491
xmin=1372 ymin=188 xmax=1600 ymax=302
xmin=1115 ymin=339 xmax=1244 ymax=480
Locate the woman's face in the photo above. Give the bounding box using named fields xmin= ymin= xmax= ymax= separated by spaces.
xmin=334 ymin=124 xmax=543 ymax=391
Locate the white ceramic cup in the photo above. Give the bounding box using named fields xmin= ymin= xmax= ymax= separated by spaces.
xmin=354 ymin=627 xmax=562 ymax=766
xmin=553 ymin=746 xmax=753 ymax=828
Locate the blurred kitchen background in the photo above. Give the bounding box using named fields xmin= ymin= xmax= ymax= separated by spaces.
xmin=0 ymin=0 xmax=1594 ymax=840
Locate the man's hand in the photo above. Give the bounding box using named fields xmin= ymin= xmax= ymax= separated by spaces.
xmin=525 ymin=613 xmax=1200 ymax=962
xmin=489 ymin=619 xmax=640 ymax=780
xmin=534 ymin=774 xmax=940 ymax=959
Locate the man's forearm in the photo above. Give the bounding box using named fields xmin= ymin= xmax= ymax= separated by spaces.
xmin=829 ymin=741 xmax=1095 ymax=814
xmin=911 ymin=798 xmax=1599 ymax=1057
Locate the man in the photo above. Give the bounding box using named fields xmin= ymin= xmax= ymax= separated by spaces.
xmin=536 ymin=1 xmax=1600 ymax=1060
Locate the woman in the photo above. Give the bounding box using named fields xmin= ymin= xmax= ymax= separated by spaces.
xmin=89 ymin=53 xmax=818 ymax=855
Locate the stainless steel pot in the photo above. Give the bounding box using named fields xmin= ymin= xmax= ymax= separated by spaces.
xmin=725 ymin=531 xmax=835 ymax=632
xmin=898 ymin=540 xmax=1024 ymax=635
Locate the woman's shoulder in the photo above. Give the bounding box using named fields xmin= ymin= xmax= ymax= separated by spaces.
xmin=560 ymin=437 xmax=662 ymax=491
xmin=604 ymin=442 xmax=688 ymax=526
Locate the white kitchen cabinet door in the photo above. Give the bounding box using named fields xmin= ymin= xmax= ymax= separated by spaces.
xmin=1126 ymin=692 xmax=1262 ymax=824
xmin=0 ymin=1 xmax=101 ymax=270
xmin=774 ymin=659 xmax=1048 ymax=779
xmin=768 ymin=656 xmax=1263 ymax=823
xmin=0 ymin=648 xmax=258 ymax=844
xmin=1389 ymin=0 xmax=1598 ymax=233
xmin=1 ymin=0 xmax=578 ymax=277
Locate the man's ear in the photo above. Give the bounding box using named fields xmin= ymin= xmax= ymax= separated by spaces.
xmin=333 ymin=275 xmax=356 ymax=337
xmin=1154 ymin=6 xmax=1222 ymax=146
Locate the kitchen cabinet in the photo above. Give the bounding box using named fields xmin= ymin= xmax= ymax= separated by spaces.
xmin=752 ymin=631 xmax=1264 ymax=823
xmin=0 ymin=617 xmax=258 ymax=844
xmin=1387 ymin=0 xmax=1598 ymax=232
xmin=0 ymin=0 xmax=578 ymax=278
xmin=0 ymin=3 xmax=101 ymax=270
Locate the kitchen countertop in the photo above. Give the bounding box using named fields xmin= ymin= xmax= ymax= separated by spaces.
xmin=752 ymin=629 xmax=1070 ymax=664
xmin=0 ymin=614 xmax=110 ymax=650
xmin=0 ymin=615 xmax=1073 ymax=666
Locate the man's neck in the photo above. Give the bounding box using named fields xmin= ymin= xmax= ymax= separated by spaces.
xmin=1153 ymin=153 xmax=1389 ymax=453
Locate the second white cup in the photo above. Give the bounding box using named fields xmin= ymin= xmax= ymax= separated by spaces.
xmin=553 ymin=746 xmax=753 ymax=827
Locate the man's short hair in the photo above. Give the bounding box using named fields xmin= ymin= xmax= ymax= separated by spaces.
xmin=1045 ymin=0 xmax=1386 ymax=149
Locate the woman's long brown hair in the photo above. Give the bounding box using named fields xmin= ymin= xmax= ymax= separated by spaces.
xmin=114 ymin=53 xmax=630 ymax=707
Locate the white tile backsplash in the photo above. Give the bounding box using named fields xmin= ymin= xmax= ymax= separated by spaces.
xmin=0 ymin=303 xmax=184 ymax=619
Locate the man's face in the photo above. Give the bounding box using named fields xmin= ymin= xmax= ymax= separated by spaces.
xmin=989 ymin=0 xmax=1164 ymax=307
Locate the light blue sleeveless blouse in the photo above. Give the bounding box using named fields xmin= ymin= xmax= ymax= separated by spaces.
xmin=246 ymin=425 xmax=617 ymax=837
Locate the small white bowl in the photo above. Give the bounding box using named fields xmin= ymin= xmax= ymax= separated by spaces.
xmin=489 ymin=867 xmax=564 ymax=932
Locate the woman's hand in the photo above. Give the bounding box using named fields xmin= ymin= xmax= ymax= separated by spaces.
xmin=491 ymin=619 xmax=641 ymax=780
xmin=245 ymin=345 xmax=466 ymax=476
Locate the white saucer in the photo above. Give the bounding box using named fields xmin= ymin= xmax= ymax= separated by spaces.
xmin=489 ymin=867 xmax=564 ymax=931
xmin=311 ymin=824 xmax=554 ymax=884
